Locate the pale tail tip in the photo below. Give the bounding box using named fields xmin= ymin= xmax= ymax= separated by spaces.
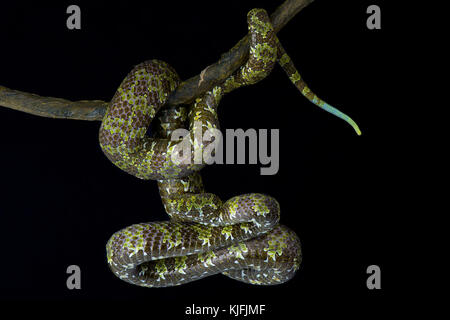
xmin=321 ymin=102 xmax=361 ymax=136
xmin=347 ymin=119 xmax=361 ymax=136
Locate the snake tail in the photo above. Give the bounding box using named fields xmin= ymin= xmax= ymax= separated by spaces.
xmin=276 ymin=43 xmax=361 ymax=136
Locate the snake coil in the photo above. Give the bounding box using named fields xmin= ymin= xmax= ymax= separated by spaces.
xmin=101 ymin=9 xmax=359 ymax=287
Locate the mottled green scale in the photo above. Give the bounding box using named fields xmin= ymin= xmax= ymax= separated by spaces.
xmin=104 ymin=7 xmax=359 ymax=288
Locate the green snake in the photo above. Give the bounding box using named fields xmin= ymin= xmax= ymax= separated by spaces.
xmin=101 ymin=9 xmax=360 ymax=287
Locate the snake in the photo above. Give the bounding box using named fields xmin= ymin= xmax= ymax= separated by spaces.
xmin=101 ymin=9 xmax=360 ymax=287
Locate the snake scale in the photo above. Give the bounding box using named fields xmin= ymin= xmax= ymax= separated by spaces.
xmin=101 ymin=9 xmax=360 ymax=287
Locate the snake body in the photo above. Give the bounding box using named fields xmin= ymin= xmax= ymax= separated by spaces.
xmin=102 ymin=9 xmax=360 ymax=287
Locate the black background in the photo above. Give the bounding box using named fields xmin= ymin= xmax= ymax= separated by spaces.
xmin=0 ymin=0 xmax=398 ymax=316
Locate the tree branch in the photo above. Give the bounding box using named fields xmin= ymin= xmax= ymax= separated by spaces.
xmin=0 ymin=0 xmax=315 ymax=121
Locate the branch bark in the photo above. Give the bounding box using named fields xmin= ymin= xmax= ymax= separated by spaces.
xmin=0 ymin=0 xmax=315 ymax=121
